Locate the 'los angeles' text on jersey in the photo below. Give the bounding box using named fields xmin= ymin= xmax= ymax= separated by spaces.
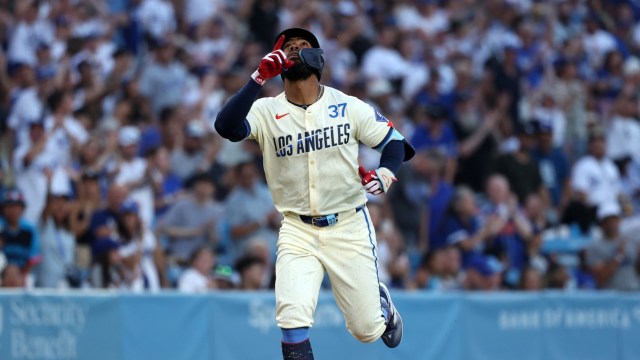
xmin=272 ymin=123 xmax=351 ymax=157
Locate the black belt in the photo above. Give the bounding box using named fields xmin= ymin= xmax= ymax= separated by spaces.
xmin=300 ymin=205 xmax=365 ymax=227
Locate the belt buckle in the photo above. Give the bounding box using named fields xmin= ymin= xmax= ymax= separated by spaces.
xmin=311 ymin=217 xmax=324 ymax=227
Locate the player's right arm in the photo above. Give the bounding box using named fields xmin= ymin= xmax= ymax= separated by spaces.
xmin=214 ymin=35 xmax=293 ymax=142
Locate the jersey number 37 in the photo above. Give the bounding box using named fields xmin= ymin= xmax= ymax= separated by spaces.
xmin=328 ymin=103 xmax=347 ymax=118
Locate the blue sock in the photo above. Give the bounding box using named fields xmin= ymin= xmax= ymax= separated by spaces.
xmin=382 ymin=307 xmax=389 ymax=324
xmin=281 ymin=327 xmax=309 ymax=343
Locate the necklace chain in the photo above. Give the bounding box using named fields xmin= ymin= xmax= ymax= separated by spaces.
xmin=287 ymin=85 xmax=324 ymax=109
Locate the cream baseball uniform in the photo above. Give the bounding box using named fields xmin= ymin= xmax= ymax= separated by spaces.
xmin=245 ymin=86 xmax=398 ymax=341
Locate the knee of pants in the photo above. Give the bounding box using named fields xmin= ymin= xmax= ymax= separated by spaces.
xmin=276 ymin=303 xmax=315 ymax=329
xmin=347 ymin=318 xmax=385 ymax=343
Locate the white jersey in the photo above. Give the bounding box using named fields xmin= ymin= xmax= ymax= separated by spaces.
xmin=246 ymin=86 xmax=394 ymax=215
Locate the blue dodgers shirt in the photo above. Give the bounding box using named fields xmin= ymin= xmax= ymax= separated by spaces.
xmin=441 ymin=214 xmax=481 ymax=268
xmin=531 ymin=147 xmax=569 ymax=207
xmin=427 ymin=181 xmax=455 ymax=250
xmin=0 ymin=217 xmax=41 ymax=270
xmin=410 ymin=122 xmax=458 ymax=157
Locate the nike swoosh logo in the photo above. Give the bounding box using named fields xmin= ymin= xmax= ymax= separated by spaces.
xmin=275 ymin=113 xmax=290 ymax=120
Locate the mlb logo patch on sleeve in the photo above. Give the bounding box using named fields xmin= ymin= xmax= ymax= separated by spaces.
xmin=375 ymin=110 xmax=388 ymax=123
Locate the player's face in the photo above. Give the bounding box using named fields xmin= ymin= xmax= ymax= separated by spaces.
xmin=282 ymin=37 xmax=315 ymax=82
xmin=282 ymin=37 xmax=313 ymax=59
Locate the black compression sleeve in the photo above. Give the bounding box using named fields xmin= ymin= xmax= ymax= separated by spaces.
xmin=214 ymin=80 xmax=262 ymax=142
xmin=379 ymin=140 xmax=405 ymax=174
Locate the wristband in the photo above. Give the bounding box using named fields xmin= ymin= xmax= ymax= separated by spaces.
xmin=251 ymin=70 xmax=266 ymax=86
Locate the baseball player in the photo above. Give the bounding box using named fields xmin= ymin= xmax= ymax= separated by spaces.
xmin=215 ymin=28 xmax=414 ymax=359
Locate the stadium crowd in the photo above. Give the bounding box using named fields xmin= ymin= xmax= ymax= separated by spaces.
xmin=0 ymin=0 xmax=640 ymax=293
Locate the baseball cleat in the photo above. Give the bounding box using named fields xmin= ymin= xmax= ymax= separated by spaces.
xmin=379 ymin=283 xmax=403 ymax=348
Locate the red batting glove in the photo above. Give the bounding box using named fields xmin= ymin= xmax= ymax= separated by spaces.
xmin=251 ymin=35 xmax=295 ymax=86
xmin=358 ymin=166 xmax=397 ymax=195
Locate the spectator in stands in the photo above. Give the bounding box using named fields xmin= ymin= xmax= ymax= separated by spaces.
xmin=585 ymin=202 xmax=640 ymax=291
xmin=1 ymin=264 xmax=25 ymax=288
xmin=12 ymin=118 xmax=58 ymax=224
xmin=606 ymin=94 xmax=640 ymax=162
xmin=572 ymin=251 xmax=597 ymax=290
xmin=545 ymin=261 xmax=570 ymax=290
xmin=618 ymin=155 xmax=640 ymax=215
xmin=0 ymin=189 xmax=41 ymax=283
xmin=409 ymin=248 xmax=446 ymax=290
xmin=108 ymin=125 xmax=154 ymax=227
xmin=225 ymin=162 xmax=280 ymax=262
xmin=481 ymin=174 xmax=533 ymax=287
xmin=530 ymin=119 xmax=570 ymax=212
xmin=139 ymin=37 xmax=189 ymax=115
xmin=530 ymin=93 xmax=567 ymax=149
xmin=410 ymin=103 xmax=458 ymax=183
xmin=543 ymin=59 xmax=588 ymax=162
xmin=89 ymin=184 xmax=128 ymax=246
xmin=148 ymin=146 xmax=183 ymax=217
xmin=44 ymin=89 xmax=90 ymax=151
xmin=242 ymin=237 xmax=276 ymax=289
xmin=361 ymin=24 xmax=409 ymax=85
xmin=594 ymin=50 xmax=625 ymax=102
xmin=114 ymin=199 xmax=161 ymax=291
xmin=387 ymin=146 xmax=430 ymax=251
xmin=88 ymin=184 xmax=128 ymax=288
xmin=36 ymin=189 xmax=79 ymax=288
xmin=157 ymin=172 xmax=222 ymax=267
xmin=235 ymin=254 xmax=267 ymax=291
xmin=493 ymin=45 xmax=522 ymax=127
xmin=440 ymin=186 xmax=501 ymax=269
xmin=566 ymin=127 xmax=622 ymax=232
xmin=582 ymin=15 xmax=617 ymax=73
xmin=523 ymin=193 xmax=551 ymax=233
xmin=462 ymin=255 xmax=503 ymax=291
xmin=453 ymin=99 xmax=499 ymax=193
xmin=519 ymin=266 xmax=543 ymax=291
xmin=7 ymin=66 xmax=49 ymax=151
xmin=212 ymin=264 xmax=236 ymax=290
xmin=438 ymin=246 xmax=463 ymax=291
xmin=157 ymin=106 xmax=181 ymax=152
xmin=72 ymin=137 xmax=113 ymax=185
xmin=7 ymin=1 xmax=53 ymax=66
xmin=73 ymin=60 xmax=104 ymax=119
xmin=68 ymin=170 xmax=103 ymax=275
xmin=170 ymin=121 xmax=216 ymax=181
xmin=14 ymin=90 xmax=87 ymax=220
xmin=178 ymin=246 xmax=216 ymax=293
xmin=492 ymin=122 xmax=547 ymax=205
xmin=417 ymin=149 xmax=454 ymax=252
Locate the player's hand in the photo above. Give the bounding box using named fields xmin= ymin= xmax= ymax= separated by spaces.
xmin=358 ymin=166 xmax=397 ymax=195
xmin=251 ymin=35 xmax=294 ymax=86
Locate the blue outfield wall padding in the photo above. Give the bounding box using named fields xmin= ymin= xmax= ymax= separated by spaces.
xmin=0 ymin=291 xmax=639 ymax=360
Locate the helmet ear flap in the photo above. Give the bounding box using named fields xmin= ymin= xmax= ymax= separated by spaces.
xmin=299 ymin=48 xmax=324 ymax=80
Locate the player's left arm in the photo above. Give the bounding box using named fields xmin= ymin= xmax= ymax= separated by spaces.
xmin=356 ymin=105 xmax=415 ymax=195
